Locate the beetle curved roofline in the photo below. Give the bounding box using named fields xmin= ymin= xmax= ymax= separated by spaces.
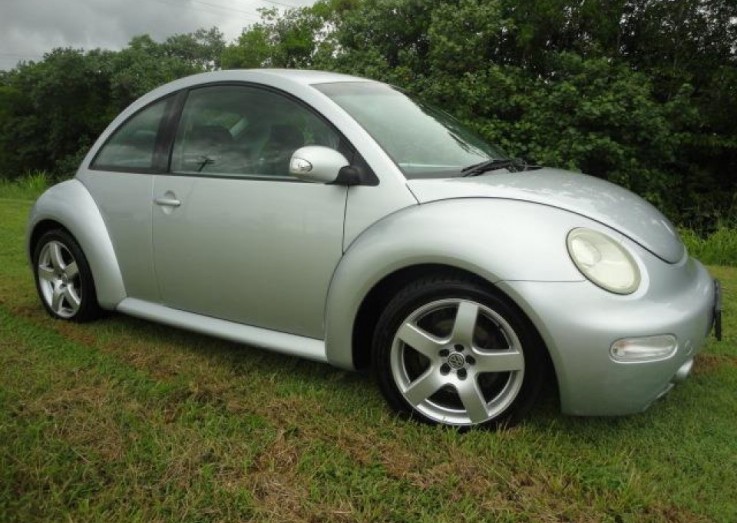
xmin=141 ymin=69 xmax=376 ymax=102
xmin=78 ymin=68 xmax=414 ymax=232
xmin=84 ymin=68 xmax=391 ymax=171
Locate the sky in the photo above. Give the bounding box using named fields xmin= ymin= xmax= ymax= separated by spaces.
xmin=0 ymin=0 xmax=316 ymax=71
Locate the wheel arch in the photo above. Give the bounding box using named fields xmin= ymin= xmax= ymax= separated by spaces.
xmin=29 ymin=219 xmax=69 ymax=258
xmin=349 ymin=264 xmax=555 ymax=387
xmin=351 ymin=264 xmax=482 ymax=370
xmin=27 ymin=179 xmax=126 ymax=309
xmin=324 ymin=198 xmax=587 ymax=399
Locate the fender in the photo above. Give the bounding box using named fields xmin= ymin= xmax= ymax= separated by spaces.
xmin=26 ymin=179 xmax=126 ymax=308
xmin=324 ymin=197 xmax=595 ymax=369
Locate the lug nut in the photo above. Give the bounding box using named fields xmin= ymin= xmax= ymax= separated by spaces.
xmin=457 ymin=368 xmax=467 ymax=380
xmin=465 ymin=355 xmax=475 ymax=365
xmin=440 ymin=363 xmax=451 ymax=375
xmin=454 ymin=344 xmax=464 ymax=352
xmin=439 ymin=349 xmax=449 ymax=357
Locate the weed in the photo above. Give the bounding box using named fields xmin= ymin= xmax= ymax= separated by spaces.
xmin=0 ymin=172 xmax=50 ymax=201
xmin=681 ymin=227 xmax=737 ymax=266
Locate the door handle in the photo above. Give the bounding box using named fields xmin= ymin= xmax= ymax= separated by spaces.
xmin=154 ymin=197 xmax=181 ymax=207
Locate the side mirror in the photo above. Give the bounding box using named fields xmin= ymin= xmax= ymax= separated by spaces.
xmin=289 ymin=146 xmax=351 ymax=184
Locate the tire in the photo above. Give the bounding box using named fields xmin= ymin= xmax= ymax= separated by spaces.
xmin=372 ymin=274 xmax=546 ymax=429
xmin=33 ymin=229 xmax=103 ymax=322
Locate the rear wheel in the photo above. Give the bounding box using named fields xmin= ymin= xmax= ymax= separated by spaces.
xmin=372 ymin=275 xmax=545 ymax=429
xmin=33 ymin=229 xmax=102 ymax=322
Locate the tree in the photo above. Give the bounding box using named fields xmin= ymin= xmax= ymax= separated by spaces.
xmin=222 ymin=0 xmax=736 ymax=228
xmin=0 ymin=30 xmax=224 ymax=179
xmin=2 ymin=2 xmax=735 ymax=228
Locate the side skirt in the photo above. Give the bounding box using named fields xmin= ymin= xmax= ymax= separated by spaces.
xmin=116 ymin=298 xmax=328 ymax=363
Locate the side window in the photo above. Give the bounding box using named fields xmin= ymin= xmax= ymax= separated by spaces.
xmin=171 ymin=85 xmax=341 ymax=177
xmin=92 ymin=97 xmax=170 ymax=171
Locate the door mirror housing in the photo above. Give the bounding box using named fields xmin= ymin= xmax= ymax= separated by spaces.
xmin=289 ymin=146 xmax=351 ymax=184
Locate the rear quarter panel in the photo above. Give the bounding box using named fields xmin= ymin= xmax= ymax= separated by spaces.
xmin=27 ymin=180 xmax=126 ymax=308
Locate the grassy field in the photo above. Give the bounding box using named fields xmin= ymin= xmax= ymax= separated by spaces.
xmin=1 ymin=196 xmax=736 ymax=522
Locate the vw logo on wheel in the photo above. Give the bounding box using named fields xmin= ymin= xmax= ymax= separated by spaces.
xmin=447 ymin=352 xmax=465 ymax=369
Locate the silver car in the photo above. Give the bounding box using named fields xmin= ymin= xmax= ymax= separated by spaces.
xmin=26 ymin=69 xmax=721 ymax=429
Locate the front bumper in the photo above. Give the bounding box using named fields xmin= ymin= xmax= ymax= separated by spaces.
xmin=499 ymin=255 xmax=716 ymax=416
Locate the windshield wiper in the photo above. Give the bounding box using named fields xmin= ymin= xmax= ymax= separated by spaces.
xmin=461 ymin=158 xmax=540 ymax=177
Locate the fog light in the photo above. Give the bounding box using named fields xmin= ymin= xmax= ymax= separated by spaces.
xmin=610 ymin=335 xmax=677 ymax=362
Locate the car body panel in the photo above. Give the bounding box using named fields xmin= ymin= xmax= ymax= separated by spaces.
xmin=325 ymin=198 xmax=590 ymax=370
xmin=407 ymin=169 xmax=685 ymax=263
xmin=498 ymin=252 xmax=714 ymax=415
xmin=343 ymin=183 xmax=419 ymax=248
xmin=76 ymin=170 xmax=158 ymax=302
xmin=151 ymin=174 xmax=346 ymax=338
xmin=26 ymin=179 xmax=126 ymax=308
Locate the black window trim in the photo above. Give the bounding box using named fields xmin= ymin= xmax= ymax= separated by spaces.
xmin=153 ymin=90 xmax=188 ymax=172
xmin=91 ymin=80 xmax=378 ymax=185
xmin=90 ymin=81 xmax=379 ymax=185
xmin=89 ymin=93 xmax=183 ymax=174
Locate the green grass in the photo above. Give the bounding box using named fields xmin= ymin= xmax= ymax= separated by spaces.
xmin=681 ymin=227 xmax=737 ymax=266
xmin=0 ymin=172 xmax=50 ymax=201
xmin=1 ymin=198 xmax=736 ymax=522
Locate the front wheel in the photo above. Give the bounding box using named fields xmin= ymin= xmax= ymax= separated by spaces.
xmin=372 ymin=276 xmax=546 ymax=429
xmin=33 ymin=229 xmax=103 ymax=322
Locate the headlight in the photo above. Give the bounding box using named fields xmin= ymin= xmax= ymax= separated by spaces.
xmin=566 ymin=228 xmax=640 ymax=294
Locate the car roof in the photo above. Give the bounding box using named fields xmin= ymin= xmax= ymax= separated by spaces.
xmin=133 ymin=69 xmax=376 ymax=110
xmin=230 ymin=68 xmax=369 ymax=85
xmin=163 ymin=68 xmax=372 ymax=91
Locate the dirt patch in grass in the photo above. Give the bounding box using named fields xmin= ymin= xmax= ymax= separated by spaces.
xmin=245 ymin=429 xmax=309 ymax=521
xmin=693 ymin=352 xmax=737 ymax=374
xmin=38 ymin=388 xmax=127 ymax=462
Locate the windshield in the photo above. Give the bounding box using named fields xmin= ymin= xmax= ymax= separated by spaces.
xmin=315 ymin=82 xmax=507 ymax=179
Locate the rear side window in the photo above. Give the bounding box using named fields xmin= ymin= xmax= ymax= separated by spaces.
xmin=91 ymin=97 xmax=170 ymax=172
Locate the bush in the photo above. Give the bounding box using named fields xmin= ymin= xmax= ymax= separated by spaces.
xmin=680 ymin=227 xmax=737 ymax=266
xmin=0 ymin=171 xmax=50 ymax=200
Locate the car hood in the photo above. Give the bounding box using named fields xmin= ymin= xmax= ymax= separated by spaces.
xmin=406 ymin=168 xmax=685 ymax=263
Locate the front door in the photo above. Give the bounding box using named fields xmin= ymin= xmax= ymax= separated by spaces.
xmin=152 ymin=84 xmax=347 ymax=339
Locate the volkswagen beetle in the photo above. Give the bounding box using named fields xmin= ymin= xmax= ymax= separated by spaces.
xmin=26 ymin=69 xmax=721 ymax=429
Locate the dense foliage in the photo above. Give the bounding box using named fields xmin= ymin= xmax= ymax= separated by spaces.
xmin=1 ymin=1 xmax=735 ymax=230
xmin=0 ymin=29 xmax=224 ymax=182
